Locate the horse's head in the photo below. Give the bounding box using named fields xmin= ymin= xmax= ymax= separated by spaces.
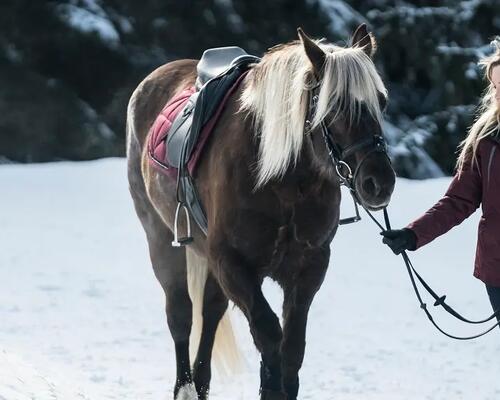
xmin=299 ymin=25 xmax=396 ymax=211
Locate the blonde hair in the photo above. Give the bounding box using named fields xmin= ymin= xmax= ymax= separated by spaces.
xmin=456 ymin=37 xmax=500 ymax=172
xmin=240 ymin=40 xmax=387 ymax=188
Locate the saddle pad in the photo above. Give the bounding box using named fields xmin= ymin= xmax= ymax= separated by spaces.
xmin=147 ymin=71 xmax=248 ymax=179
xmin=147 ymin=87 xmax=196 ymax=179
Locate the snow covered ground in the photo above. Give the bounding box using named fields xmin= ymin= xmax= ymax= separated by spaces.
xmin=0 ymin=158 xmax=499 ymax=400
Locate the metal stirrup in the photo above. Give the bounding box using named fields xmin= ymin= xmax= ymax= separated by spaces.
xmin=171 ymin=202 xmax=194 ymax=247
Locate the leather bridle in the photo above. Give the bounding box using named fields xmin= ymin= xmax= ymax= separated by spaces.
xmin=305 ymin=87 xmax=390 ymax=224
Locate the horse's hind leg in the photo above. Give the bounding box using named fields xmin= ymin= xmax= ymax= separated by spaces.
xmin=190 ymin=263 xmax=228 ymax=398
xmin=131 ymin=192 xmax=195 ymax=399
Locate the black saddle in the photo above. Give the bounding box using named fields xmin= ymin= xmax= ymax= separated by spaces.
xmin=165 ymin=47 xmax=260 ymax=245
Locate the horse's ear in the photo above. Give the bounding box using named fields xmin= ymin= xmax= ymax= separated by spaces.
xmin=297 ymin=27 xmax=326 ymax=77
xmin=351 ymin=23 xmax=377 ymax=57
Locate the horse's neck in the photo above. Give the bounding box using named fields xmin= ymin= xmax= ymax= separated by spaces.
xmin=271 ymin=145 xmax=338 ymax=204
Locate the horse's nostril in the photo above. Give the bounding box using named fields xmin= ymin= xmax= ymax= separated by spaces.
xmin=362 ymin=176 xmax=378 ymax=196
xmin=362 ymin=176 xmax=388 ymax=199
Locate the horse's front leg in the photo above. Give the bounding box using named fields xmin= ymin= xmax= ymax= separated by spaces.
xmin=210 ymin=243 xmax=285 ymax=400
xmin=280 ymin=246 xmax=330 ymax=400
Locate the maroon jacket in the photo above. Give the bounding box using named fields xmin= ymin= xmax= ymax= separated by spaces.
xmin=407 ymin=135 xmax=500 ymax=287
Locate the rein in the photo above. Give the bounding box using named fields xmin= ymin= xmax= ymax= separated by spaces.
xmin=306 ymin=88 xmax=500 ymax=340
xmin=365 ymin=207 xmax=500 ymax=340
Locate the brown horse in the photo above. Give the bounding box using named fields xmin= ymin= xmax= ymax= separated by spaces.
xmin=126 ymin=25 xmax=396 ymax=400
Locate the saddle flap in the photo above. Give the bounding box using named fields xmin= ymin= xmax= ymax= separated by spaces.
xmin=165 ymin=92 xmax=200 ymax=169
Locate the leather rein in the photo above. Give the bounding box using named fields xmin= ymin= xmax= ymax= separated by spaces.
xmin=306 ymin=87 xmax=500 ymax=340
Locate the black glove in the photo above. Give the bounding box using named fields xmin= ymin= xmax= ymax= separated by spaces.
xmin=380 ymin=228 xmax=417 ymax=255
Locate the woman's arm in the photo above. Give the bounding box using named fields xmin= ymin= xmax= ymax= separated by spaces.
xmin=407 ymin=155 xmax=483 ymax=249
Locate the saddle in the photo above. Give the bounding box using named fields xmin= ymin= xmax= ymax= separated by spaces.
xmin=150 ymin=47 xmax=260 ymax=246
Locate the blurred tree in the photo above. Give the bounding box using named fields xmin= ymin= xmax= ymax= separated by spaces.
xmin=1 ymin=0 xmax=499 ymax=178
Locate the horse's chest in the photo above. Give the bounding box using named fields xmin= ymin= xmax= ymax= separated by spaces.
xmin=271 ymin=205 xmax=338 ymax=276
xmin=293 ymin=200 xmax=338 ymax=239
xmin=224 ymin=175 xmax=340 ymax=272
xmin=232 ymin=199 xmax=338 ymax=273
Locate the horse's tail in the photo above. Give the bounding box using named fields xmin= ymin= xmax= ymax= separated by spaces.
xmin=186 ymin=249 xmax=244 ymax=376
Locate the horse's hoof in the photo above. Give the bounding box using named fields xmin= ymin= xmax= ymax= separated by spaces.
xmin=175 ymin=383 xmax=198 ymax=400
xmin=260 ymin=389 xmax=288 ymax=400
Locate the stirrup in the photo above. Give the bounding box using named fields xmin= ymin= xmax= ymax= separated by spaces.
xmin=171 ymin=202 xmax=194 ymax=247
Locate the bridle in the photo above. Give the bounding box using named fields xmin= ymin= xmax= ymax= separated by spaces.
xmin=305 ymin=86 xmax=389 ymax=224
xmin=306 ymin=86 xmax=500 ymax=340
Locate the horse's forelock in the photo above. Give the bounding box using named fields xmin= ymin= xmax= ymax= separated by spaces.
xmin=313 ymin=44 xmax=387 ymax=129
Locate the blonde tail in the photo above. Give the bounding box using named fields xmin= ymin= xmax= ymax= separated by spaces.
xmin=186 ymin=248 xmax=244 ymax=376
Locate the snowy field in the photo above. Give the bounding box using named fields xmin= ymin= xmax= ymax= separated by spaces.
xmin=1 ymin=158 xmax=499 ymax=400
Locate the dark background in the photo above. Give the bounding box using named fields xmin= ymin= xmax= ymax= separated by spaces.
xmin=1 ymin=0 xmax=499 ymax=178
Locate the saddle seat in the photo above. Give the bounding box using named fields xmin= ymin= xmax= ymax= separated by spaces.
xmin=196 ymin=46 xmax=249 ymax=88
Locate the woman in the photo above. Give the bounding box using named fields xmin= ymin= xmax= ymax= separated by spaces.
xmin=381 ymin=38 xmax=500 ymax=322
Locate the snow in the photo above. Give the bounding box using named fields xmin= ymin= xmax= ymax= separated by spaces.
xmin=0 ymin=350 xmax=88 ymax=399
xmin=366 ymin=1 xmax=489 ymax=26
xmin=56 ymin=0 xmax=120 ymax=47
xmin=215 ymin=0 xmax=245 ymax=33
xmin=1 ymin=158 xmax=499 ymax=400
xmin=366 ymin=1 xmax=486 ymax=23
xmin=317 ymin=0 xmax=365 ymax=38
xmin=465 ymin=62 xmax=479 ymax=80
xmin=366 ymin=5 xmax=454 ymax=23
xmin=176 ymin=384 xmax=198 ymax=400
xmin=4 ymin=43 xmax=22 ymax=64
xmin=436 ymin=43 xmax=492 ymax=58
xmin=383 ymin=121 xmax=445 ymax=179
xmin=80 ymin=101 xmax=115 ymax=140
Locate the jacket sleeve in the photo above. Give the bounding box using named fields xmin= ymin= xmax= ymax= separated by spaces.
xmin=406 ymin=152 xmax=483 ymax=250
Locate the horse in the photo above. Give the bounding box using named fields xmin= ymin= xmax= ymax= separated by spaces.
xmin=126 ymin=24 xmax=396 ymax=400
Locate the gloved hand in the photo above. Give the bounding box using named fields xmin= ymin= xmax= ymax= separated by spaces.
xmin=380 ymin=228 xmax=417 ymax=255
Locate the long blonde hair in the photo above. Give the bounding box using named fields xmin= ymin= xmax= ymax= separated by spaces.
xmin=456 ymin=38 xmax=500 ymax=172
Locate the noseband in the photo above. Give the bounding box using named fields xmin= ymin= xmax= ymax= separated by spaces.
xmin=305 ymin=89 xmax=389 ymax=224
